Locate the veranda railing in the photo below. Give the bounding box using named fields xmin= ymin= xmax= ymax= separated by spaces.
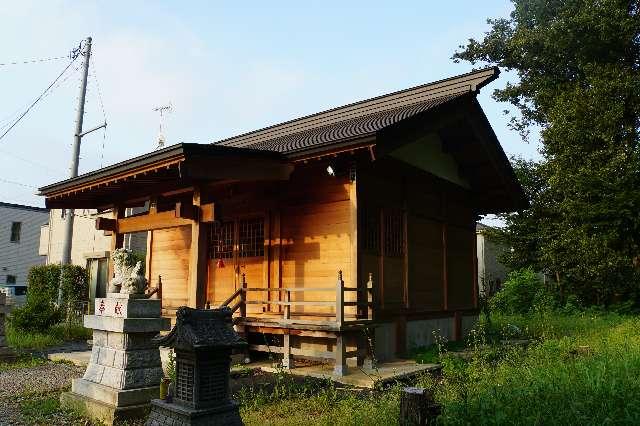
xmin=219 ymin=271 xmax=375 ymax=326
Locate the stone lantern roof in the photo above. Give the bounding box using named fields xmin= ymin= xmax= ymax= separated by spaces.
xmin=155 ymin=306 xmax=246 ymax=351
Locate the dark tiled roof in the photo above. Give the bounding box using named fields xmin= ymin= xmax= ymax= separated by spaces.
xmin=215 ymin=67 xmax=499 ymax=156
xmin=0 ymin=201 xmax=48 ymax=213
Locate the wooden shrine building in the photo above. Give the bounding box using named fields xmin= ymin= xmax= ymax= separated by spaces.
xmin=39 ymin=67 xmax=525 ymax=375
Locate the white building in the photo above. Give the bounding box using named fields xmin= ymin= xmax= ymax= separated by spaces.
xmin=476 ymin=223 xmax=509 ymax=296
xmin=0 ymin=202 xmax=49 ymax=286
xmin=39 ymin=208 xmax=147 ymax=305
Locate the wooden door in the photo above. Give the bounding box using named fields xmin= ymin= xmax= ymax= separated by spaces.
xmin=207 ymin=216 xmax=266 ymax=312
xmin=208 ymin=220 xmax=235 ymax=305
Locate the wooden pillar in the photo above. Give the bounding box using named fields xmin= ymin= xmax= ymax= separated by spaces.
xmin=454 ymin=311 xmax=462 ymax=341
xmin=335 ymin=271 xmax=344 ymax=326
xmin=335 ymin=270 xmax=347 ymax=376
xmin=240 ymin=273 xmax=247 ymax=319
xmin=349 ymin=179 xmax=358 ymax=318
xmin=334 ymin=334 xmax=347 ymax=376
xmin=282 ymin=333 xmax=293 ymax=369
xmin=188 ymin=188 xmax=207 ymax=308
xmin=472 ymin=226 xmax=479 ymax=309
xmin=442 ymin=222 xmax=448 ymax=311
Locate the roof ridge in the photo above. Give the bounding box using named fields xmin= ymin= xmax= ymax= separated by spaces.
xmin=213 ymin=67 xmax=498 ymax=148
xmin=0 ymin=201 xmax=48 ymax=212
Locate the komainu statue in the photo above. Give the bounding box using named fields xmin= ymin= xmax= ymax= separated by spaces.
xmin=108 ymin=248 xmax=147 ymax=294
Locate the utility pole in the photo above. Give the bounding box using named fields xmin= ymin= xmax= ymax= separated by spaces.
xmin=58 ymin=37 xmax=105 ymax=305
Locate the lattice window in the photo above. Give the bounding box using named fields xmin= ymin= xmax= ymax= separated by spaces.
xmin=362 ymin=207 xmax=380 ymax=253
xmin=239 ymin=218 xmax=264 ymax=258
xmin=199 ymin=362 xmax=229 ymax=403
xmin=210 ymin=221 xmax=234 ymax=259
xmin=384 ymin=210 xmax=404 ymax=257
xmin=175 ymin=361 xmax=194 ymax=402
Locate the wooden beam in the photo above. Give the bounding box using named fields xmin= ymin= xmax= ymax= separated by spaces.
xmin=175 ymin=202 xmax=195 ymax=220
xmin=188 ymin=187 xmax=208 ymax=308
xmin=200 ymin=203 xmax=215 ymax=223
xmin=95 ymin=217 xmax=116 ymax=232
xmin=117 ymin=210 xmax=191 ymax=234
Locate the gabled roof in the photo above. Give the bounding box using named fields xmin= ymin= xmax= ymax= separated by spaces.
xmin=215 ymin=67 xmax=499 ymax=156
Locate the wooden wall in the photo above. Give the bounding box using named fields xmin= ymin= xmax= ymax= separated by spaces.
xmin=201 ymin=163 xmax=356 ymax=316
xmin=279 ymin=164 xmax=354 ymax=315
xmin=358 ymin=157 xmax=477 ymax=318
xmin=148 ymin=226 xmax=191 ymax=318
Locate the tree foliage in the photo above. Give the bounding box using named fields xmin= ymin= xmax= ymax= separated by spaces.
xmin=455 ymin=0 xmax=640 ymax=305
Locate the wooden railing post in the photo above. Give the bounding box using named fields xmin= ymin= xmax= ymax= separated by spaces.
xmin=334 ymin=271 xmax=347 ymax=376
xmin=336 ymin=270 xmax=344 ymax=326
xmin=367 ymin=272 xmax=374 ymax=321
xmin=283 ymin=289 xmax=291 ymax=321
xmin=240 ymin=273 xmax=247 ymax=318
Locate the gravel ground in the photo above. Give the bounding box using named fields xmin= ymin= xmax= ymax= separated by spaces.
xmin=0 ymin=361 xmax=85 ymax=425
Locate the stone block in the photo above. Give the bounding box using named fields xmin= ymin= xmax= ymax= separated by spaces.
xmin=95 ymin=298 xmax=162 ymax=319
xmin=71 ymin=378 xmax=160 ymax=407
xmin=93 ymin=330 xmax=159 ymax=350
xmin=60 ymin=391 xmax=150 ymax=425
xmin=91 ymin=346 xmax=161 ymax=370
xmin=84 ymin=315 xmax=170 ymax=333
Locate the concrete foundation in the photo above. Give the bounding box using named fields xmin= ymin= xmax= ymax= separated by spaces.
xmin=60 ymin=390 xmax=150 ymax=425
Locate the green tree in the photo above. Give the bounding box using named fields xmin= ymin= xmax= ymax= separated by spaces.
xmin=455 ymin=0 xmax=640 ymax=305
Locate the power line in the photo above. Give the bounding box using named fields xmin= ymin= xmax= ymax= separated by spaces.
xmin=0 ymin=55 xmax=68 ymax=67
xmin=0 ymin=62 xmax=82 ymax=133
xmin=0 ymin=148 xmax=65 ymax=175
xmin=0 ymin=56 xmax=78 ymax=143
xmin=0 ymin=177 xmax=38 ymax=189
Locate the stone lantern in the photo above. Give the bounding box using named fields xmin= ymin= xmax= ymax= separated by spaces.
xmin=146 ymin=306 xmax=247 ymax=426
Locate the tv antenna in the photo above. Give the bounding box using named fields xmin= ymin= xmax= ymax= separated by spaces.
xmin=153 ymin=103 xmax=172 ymax=150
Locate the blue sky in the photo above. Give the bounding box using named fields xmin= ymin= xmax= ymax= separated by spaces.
xmin=0 ymin=1 xmax=539 ymax=207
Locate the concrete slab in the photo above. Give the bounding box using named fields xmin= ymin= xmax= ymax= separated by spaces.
xmin=48 ymin=350 xmax=91 ymax=366
xmin=253 ymin=359 xmax=440 ymax=388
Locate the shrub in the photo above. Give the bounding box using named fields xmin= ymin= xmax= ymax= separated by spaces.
xmin=59 ymin=264 xmax=89 ymax=310
xmin=26 ymin=265 xmax=61 ymax=302
xmin=490 ymin=268 xmax=554 ymax=314
xmin=9 ymin=293 xmax=61 ymax=333
xmin=25 ymin=264 xmax=88 ymax=313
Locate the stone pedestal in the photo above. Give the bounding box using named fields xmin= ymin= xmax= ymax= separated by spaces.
xmin=146 ymin=307 xmax=246 ymax=426
xmin=0 ymin=293 xmax=17 ymax=362
xmin=61 ymin=293 xmax=170 ymax=425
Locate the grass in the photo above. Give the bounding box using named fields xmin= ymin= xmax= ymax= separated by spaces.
xmin=6 ymin=322 xmax=91 ymax=350
xmin=0 ymin=354 xmax=47 ymax=372
xmin=6 ymin=311 xmax=636 ymax=425
xmin=236 ymin=372 xmax=400 ymax=426
xmin=421 ymin=311 xmax=640 ymax=425
xmin=239 ymin=311 xmax=640 ymax=425
xmin=15 ymin=389 xmax=97 ymax=425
